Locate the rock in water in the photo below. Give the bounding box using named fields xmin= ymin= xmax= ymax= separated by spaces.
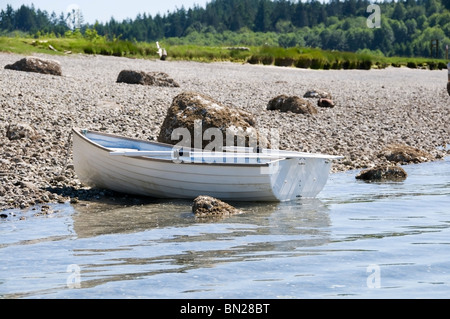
xmin=116 ymin=70 xmax=179 ymax=87
xmin=192 ymin=195 xmax=243 ymax=218
xmin=158 ymin=91 xmax=269 ymax=149
xmin=4 ymin=56 xmax=62 ymax=76
xmin=267 ymin=95 xmax=317 ymax=114
xmin=355 ymin=165 xmax=407 ymax=181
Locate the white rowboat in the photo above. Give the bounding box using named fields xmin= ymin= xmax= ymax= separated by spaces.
xmin=72 ymin=128 xmax=343 ymax=202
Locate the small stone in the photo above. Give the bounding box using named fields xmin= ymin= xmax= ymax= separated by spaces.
xmin=317 ymin=98 xmax=335 ymax=108
xmin=19 ymin=202 xmax=29 ymax=209
xmin=53 ymin=175 xmax=66 ymax=182
xmin=267 ymin=95 xmax=317 ymax=115
xmin=303 ymin=89 xmax=332 ymax=99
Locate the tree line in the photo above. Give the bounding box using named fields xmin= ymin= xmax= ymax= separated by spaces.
xmin=1 ymin=0 xmax=449 ymax=58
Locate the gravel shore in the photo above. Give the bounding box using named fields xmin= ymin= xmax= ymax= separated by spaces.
xmin=1 ymin=52 xmax=449 ymax=211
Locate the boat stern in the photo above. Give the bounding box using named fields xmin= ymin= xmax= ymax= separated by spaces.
xmin=270 ymin=156 xmax=334 ymax=201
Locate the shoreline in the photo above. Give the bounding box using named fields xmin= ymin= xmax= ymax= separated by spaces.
xmin=1 ymin=52 xmax=449 ymax=212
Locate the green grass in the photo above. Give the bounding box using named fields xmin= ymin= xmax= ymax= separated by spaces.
xmin=0 ymin=36 xmax=61 ymax=55
xmin=0 ymin=36 xmax=447 ymax=70
xmin=165 ymin=44 xmax=251 ymax=62
xmin=0 ymin=36 xmax=158 ymax=58
xmin=247 ymin=46 xmax=375 ymax=69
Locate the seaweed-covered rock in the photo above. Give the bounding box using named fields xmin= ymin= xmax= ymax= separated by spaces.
xmin=356 ymin=165 xmax=407 ymax=181
xmin=382 ymin=144 xmax=434 ymax=164
xmin=4 ymin=56 xmax=62 ymax=76
xmin=6 ymin=123 xmax=37 ymax=141
xmin=267 ymin=95 xmax=317 ymax=114
xmin=158 ymin=91 xmax=268 ymax=149
xmin=266 ymin=94 xmax=287 ymax=111
xmin=117 ymin=70 xmax=179 ymax=87
xmin=192 ymin=195 xmax=243 ymax=218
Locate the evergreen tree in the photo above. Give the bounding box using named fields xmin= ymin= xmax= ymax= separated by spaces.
xmin=254 ymin=0 xmax=271 ymax=32
xmin=0 ymin=5 xmax=15 ymax=31
xmin=443 ymin=0 xmax=450 ymax=10
xmin=15 ymin=4 xmax=36 ymax=32
xmin=292 ymin=2 xmax=309 ymax=27
xmin=392 ymin=1 xmax=406 ymax=20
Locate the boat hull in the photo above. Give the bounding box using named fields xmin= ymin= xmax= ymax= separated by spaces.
xmin=72 ymin=128 xmax=334 ymax=202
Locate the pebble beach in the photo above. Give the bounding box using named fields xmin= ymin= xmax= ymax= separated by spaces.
xmin=1 ymin=52 xmax=449 ymax=211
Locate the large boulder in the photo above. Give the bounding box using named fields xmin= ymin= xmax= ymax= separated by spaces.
xmin=267 ymin=95 xmax=317 ymax=114
xmin=4 ymin=56 xmax=62 ymax=76
xmin=381 ymin=144 xmax=434 ymax=164
xmin=192 ymin=195 xmax=243 ymax=218
xmin=158 ymin=92 xmax=268 ymax=149
xmin=356 ymin=165 xmax=407 ymax=181
xmin=116 ymin=70 xmax=179 ymax=87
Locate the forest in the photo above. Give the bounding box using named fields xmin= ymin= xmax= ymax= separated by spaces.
xmin=1 ymin=0 xmax=450 ymax=58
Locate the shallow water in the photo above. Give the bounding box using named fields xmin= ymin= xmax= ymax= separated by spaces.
xmin=1 ymin=157 xmax=449 ymax=299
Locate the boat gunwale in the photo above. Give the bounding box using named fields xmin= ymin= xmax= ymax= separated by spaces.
xmin=72 ymin=127 xmax=279 ymax=168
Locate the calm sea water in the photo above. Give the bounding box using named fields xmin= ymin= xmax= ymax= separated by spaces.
xmin=1 ymin=157 xmax=449 ymax=299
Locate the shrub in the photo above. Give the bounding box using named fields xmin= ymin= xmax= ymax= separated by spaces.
xmin=83 ymin=45 xmax=95 ymax=54
xmin=247 ymin=55 xmax=260 ymax=64
xmin=427 ymin=61 xmax=438 ymax=70
xmin=295 ymin=56 xmax=312 ymax=68
xmin=360 ymin=59 xmax=373 ymax=69
xmin=331 ymin=60 xmax=342 ymax=69
xmin=310 ymin=58 xmax=326 ymax=69
xmin=342 ymin=60 xmax=352 ymax=69
xmin=274 ymin=57 xmax=295 ymax=67
xmin=375 ymin=61 xmax=389 ymax=69
xmin=438 ymin=62 xmax=447 ymax=69
xmin=261 ymin=55 xmax=274 ymax=65
xmin=99 ymin=47 xmax=112 ymax=55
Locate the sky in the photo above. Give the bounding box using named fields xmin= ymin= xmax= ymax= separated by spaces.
xmin=3 ymin=0 xmax=211 ymax=24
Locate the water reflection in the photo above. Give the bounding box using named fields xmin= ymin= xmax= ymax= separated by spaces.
xmin=68 ymin=198 xmax=332 ymax=291
xmin=71 ymin=199 xmax=195 ymax=238
xmin=71 ymin=198 xmax=331 ymax=238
